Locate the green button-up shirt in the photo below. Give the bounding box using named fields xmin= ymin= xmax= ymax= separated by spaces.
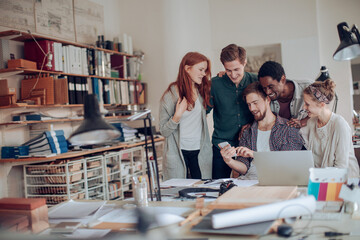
xmin=208 ymin=72 xmax=258 ymax=148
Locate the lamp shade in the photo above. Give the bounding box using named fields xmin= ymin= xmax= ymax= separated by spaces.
xmin=333 ymin=22 xmax=360 ymax=61
xmin=68 ymin=94 xmax=121 ymax=145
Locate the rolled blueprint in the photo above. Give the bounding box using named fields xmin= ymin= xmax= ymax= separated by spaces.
xmin=212 ymin=195 xmax=316 ymax=229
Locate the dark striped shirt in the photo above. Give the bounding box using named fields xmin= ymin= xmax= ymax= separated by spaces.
xmin=237 ymin=115 xmax=304 ymax=171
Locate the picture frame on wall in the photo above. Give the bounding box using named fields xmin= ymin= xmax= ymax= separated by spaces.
xmin=244 ymin=43 xmax=282 ymax=74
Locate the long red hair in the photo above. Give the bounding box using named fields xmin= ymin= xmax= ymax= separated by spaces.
xmin=162 ymin=52 xmax=211 ymax=110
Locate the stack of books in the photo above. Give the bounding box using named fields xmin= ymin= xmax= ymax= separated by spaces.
xmin=111 ymin=123 xmax=137 ymax=142
xmin=122 ymin=124 xmax=138 ymax=142
xmin=22 ymin=130 xmax=68 ymax=156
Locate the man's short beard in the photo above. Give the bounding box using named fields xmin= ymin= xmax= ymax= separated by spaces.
xmin=254 ymin=108 xmax=266 ymax=121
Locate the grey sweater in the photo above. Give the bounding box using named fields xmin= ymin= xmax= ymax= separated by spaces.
xmin=159 ymin=86 xmax=212 ymax=180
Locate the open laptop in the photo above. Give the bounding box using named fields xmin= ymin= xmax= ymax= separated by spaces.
xmin=252 ymin=150 xmax=314 ymax=186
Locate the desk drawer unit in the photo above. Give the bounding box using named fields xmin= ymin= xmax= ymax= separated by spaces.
xmin=23 ymin=159 xmax=86 ymax=206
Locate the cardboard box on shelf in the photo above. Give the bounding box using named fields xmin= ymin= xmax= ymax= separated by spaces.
xmin=0 ymin=79 xmax=9 ymax=96
xmin=8 ymin=59 xmax=37 ymax=69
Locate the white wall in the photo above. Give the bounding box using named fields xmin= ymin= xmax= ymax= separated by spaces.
xmin=316 ymin=0 xmax=360 ymax=126
xmin=208 ymin=0 xmax=320 ymax=80
xmin=108 ymin=0 xmax=214 ymax=129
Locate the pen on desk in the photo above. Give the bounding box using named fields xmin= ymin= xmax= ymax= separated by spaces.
xmin=203 ymin=179 xmax=214 ymax=184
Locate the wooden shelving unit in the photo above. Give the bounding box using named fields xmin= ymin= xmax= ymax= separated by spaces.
xmin=0 ymin=29 xmax=155 ymax=200
xmin=0 ymin=29 xmax=144 ymax=108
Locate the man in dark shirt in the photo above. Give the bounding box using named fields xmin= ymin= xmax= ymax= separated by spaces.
xmin=208 ymin=44 xmax=257 ymax=179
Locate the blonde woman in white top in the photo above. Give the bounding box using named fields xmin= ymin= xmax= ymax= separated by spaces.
xmin=300 ymin=79 xmax=359 ymax=177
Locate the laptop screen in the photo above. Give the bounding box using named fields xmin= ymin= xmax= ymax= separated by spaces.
xmin=252 ymin=150 xmax=314 ymax=186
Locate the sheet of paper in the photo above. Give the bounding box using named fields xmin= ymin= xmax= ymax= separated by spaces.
xmin=160 ymin=178 xmax=201 ymax=187
xmin=98 ymin=206 xmax=191 ymax=224
xmin=40 ymin=228 xmax=111 ymax=239
xmin=49 ymin=217 xmax=92 ymax=225
xmin=233 ymin=179 xmax=259 ymax=187
xmin=63 ymin=229 xmax=111 ymax=239
xmin=49 ymin=204 xmax=115 ymax=225
xmin=98 ymin=208 xmax=137 ymax=223
xmin=48 ymin=200 xmax=106 ymax=219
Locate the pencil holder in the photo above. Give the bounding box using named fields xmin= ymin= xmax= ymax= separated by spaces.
xmin=134 ymin=180 xmax=148 ymax=207
xmin=307 ymin=167 xmax=347 ymax=201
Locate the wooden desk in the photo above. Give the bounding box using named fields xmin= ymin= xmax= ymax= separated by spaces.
xmin=97 ymin=199 xmax=360 ymax=240
xmin=1 ymin=194 xmax=359 ymax=240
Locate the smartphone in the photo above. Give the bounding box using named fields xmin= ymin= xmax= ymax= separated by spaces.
xmin=218 ymin=141 xmax=230 ymax=149
xmin=218 ymin=142 xmax=237 ymax=158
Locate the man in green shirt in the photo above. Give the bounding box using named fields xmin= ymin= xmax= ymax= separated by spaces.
xmin=208 ymin=44 xmax=257 ymax=179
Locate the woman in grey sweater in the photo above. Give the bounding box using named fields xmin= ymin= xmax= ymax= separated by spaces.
xmin=300 ymin=79 xmax=359 ymax=177
xmin=159 ymin=52 xmax=212 ymax=180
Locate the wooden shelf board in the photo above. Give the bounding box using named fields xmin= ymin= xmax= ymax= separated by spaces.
xmin=0 ymin=104 xmax=83 ymax=109
xmin=0 ymin=137 xmax=164 ymax=163
xmin=0 ymin=30 xmax=137 ymax=58
xmin=0 ymin=67 xmax=138 ymax=81
xmin=0 ymin=103 xmax=142 ymax=110
xmin=0 ymin=115 xmax=132 ymax=126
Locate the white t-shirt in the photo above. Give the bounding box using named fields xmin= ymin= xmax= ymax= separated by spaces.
xmin=180 ymin=98 xmax=202 ymax=150
xmin=256 ymin=129 xmax=271 ymax=152
xmin=245 ymin=129 xmax=271 ymax=179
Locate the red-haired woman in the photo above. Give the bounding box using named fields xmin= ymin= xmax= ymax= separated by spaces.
xmin=160 ymin=52 xmax=212 ymax=180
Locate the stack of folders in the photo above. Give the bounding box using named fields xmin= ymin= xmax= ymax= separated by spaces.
xmin=22 ymin=130 xmax=68 ymax=156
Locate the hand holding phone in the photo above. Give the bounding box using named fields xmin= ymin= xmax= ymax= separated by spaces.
xmin=218 ymin=142 xmax=237 ymax=158
xmin=218 ymin=141 xmax=230 ymax=149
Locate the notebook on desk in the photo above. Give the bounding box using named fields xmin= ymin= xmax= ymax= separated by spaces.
xmin=253 ymin=150 xmax=314 ymax=186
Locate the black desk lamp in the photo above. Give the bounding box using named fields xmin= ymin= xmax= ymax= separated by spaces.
xmin=68 ymin=94 xmax=121 ymax=145
xmin=315 ymin=66 xmax=338 ymax=113
xmin=333 ymin=22 xmax=360 ymax=61
xmin=123 ymin=109 xmax=162 ymax=201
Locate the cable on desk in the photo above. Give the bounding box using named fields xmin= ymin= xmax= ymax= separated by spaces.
xmin=178 ymin=188 xmax=219 ymax=199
